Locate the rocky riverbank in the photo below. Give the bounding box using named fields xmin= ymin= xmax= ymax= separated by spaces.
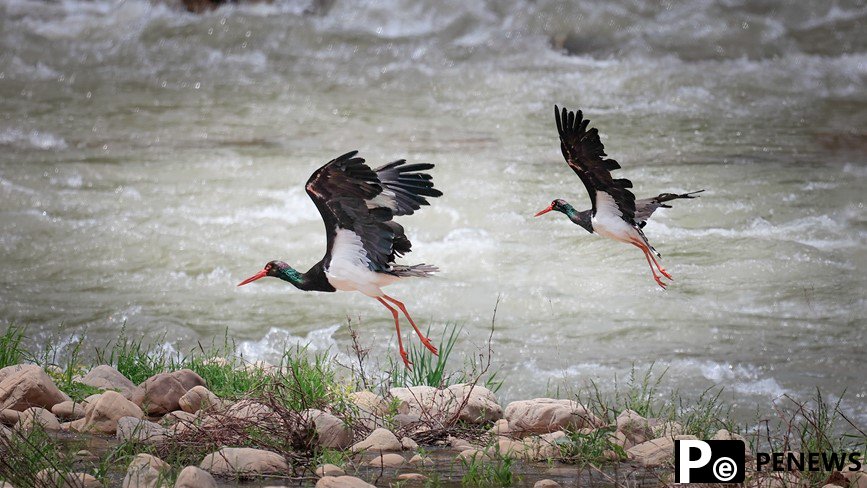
xmin=0 ymin=320 xmax=864 ymax=488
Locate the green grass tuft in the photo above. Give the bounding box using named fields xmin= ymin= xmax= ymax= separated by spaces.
xmin=0 ymin=324 xmax=28 ymax=369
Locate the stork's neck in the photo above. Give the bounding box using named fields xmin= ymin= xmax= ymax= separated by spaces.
xmin=276 ymin=261 xmax=335 ymax=292
xmin=560 ymin=204 xmax=593 ymax=234
xmin=275 ymin=265 xmax=305 ymax=288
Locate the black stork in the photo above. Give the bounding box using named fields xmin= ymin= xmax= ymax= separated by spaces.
xmin=534 ymin=106 xmax=703 ymax=289
xmin=238 ymin=151 xmax=443 ymax=368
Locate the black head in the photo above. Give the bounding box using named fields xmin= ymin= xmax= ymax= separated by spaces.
xmin=534 ymin=199 xmax=569 ymax=217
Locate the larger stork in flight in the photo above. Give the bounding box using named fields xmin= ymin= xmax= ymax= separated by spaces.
xmin=239 ymin=151 xmax=443 ymax=368
xmin=535 ymin=106 xmax=703 ymax=289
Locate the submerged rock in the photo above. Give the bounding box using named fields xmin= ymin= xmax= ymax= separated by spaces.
xmin=174 ymin=466 xmax=217 ymax=488
xmin=315 ymin=476 xmax=376 ymax=488
xmin=315 ymin=464 xmax=345 ymax=477
xmin=0 ymin=364 xmax=68 ymax=411
xmin=199 ymin=447 xmax=288 ymax=477
xmin=123 ymin=453 xmax=170 ymax=488
xmin=367 ymin=453 xmax=405 ymax=468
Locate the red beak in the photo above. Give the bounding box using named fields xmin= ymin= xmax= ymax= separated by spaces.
xmin=238 ymin=269 xmax=268 ymax=287
xmin=534 ymin=205 xmax=554 ymax=217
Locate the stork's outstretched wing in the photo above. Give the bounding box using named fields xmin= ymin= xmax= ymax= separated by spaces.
xmin=634 ymin=190 xmax=705 ymax=227
xmin=555 ymin=106 xmax=636 ymax=224
xmin=304 ymin=151 xmax=441 ymax=272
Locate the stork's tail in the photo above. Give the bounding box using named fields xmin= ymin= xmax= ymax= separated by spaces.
xmin=392 ymin=263 xmax=439 ymax=277
xmin=656 ymin=189 xmax=705 ymax=207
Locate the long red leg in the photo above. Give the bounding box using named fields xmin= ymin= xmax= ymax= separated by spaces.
xmin=382 ymin=295 xmax=438 ymax=356
xmin=631 ymin=241 xmax=668 ymax=289
xmin=376 ymin=297 xmax=412 ymax=369
xmin=645 ymin=246 xmax=672 ymax=280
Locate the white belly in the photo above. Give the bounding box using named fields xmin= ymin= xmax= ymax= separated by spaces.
xmin=592 ymin=191 xmax=640 ymax=244
xmin=326 ymin=228 xmax=400 ymax=297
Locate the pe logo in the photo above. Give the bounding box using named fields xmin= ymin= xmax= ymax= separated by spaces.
xmin=675 ymin=439 xmax=746 ymax=483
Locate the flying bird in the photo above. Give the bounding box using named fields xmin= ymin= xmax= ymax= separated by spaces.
xmin=238 ymin=151 xmax=443 ymax=368
xmin=534 ymin=106 xmax=703 ymax=289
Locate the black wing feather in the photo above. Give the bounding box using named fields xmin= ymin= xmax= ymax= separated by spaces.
xmin=305 ymin=151 xmax=441 ymax=272
xmin=555 ymin=106 xmax=636 ymax=222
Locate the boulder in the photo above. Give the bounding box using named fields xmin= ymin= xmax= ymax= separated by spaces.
xmin=534 ymin=481 xmax=562 ymax=488
xmin=488 ymin=418 xmax=512 ymax=436
xmin=0 ymin=364 xmax=68 ymax=411
xmin=305 ymin=409 xmax=353 ymax=449
xmin=80 ymin=365 xmax=136 ymax=397
xmin=220 ymin=399 xmax=277 ymax=423
xmin=117 ymin=416 xmax=169 ymax=444
xmin=400 ymin=436 xmax=418 ymax=450
xmin=650 ymin=420 xmax=683 ymax=439
xmin=616 ymin=409 xmax=652 ymax=445
xmin=35 ymin=469 xmax=102 ymax=487
xmin=389 ymin=384 xmax=502 ymax=424
xmin=178 ymin=386 xmax=221 ymax=414
xmin=368 ymin=453 xmax=405 ymax=468
xmin=627 ymin=435 xmax=698 ymax=467
xmin=174 ymin=466 xmax=217 ymax=488
xmin=315 ymin=464 xmax=345 ymax=477
xmin=315 ymin=476 xmax=376 ymax=488
xmin=351 ymin=428 xmax=402 ymax=452
xmin=14 ymin=407 xmax=61 ymax=432
xmin=504 ymin=398 xmax=601 ymax=435
xmin=199 ymin=447 xmax=288 ymax=477
xmin=1 ymin=424 xmax=11 ymax=439
xmin=397 ymin=473 xmax=428 ymax=482
xmin=52 ymin=400 xmax=87 ymax=420
xmin=75 ymin=390 xmax=144 ymax=434
xmin=349 ymin=391 xmax=389 ymax=415
xmin=173 ymin=370 xmax=206 ymax=390
xmin=123 ymin=453 xmax=170 ymax=488
xmin=0 ymin=408 xmax=21 ymax=425
xmin=409 ymin=454 xmax=432 ymax=466
xmin=131 ymin=370 xmax=203 ymax=416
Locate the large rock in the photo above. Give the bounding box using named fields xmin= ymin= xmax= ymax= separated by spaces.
xmin=315 ymin=464 xmax=345 ymax=477
xmin=117 ymin=416 xmax=169 ymax=444
xmin=75 ymin=390 xmax=144 ymax=434
xmin=504 ymin=398 xmax=601 ymax=435
xmin=131 ymin=370 xmax=204 ymax=416
xmin=315 ymin=476 xmax=376 ymax=488
xmin=123 ymin=453 xmax=170 ymax=488
xmin=616 ymin=409 xmax=652 ymax=445
xmin=0 ymin=408 xmax=21 ymax=425
xmin=368 ymin=453 xmax=405 ymax=468
xmin=350 ymin=427 xmax=402 ymax=452
xmin=178 ymin=386 xmax=221 ymax=414
xmin=199 ymin=447 xmax=288 ymax=477
xmin=174 ymin=466 xmax=217 ymax=488
xmin=35 ymin=469 xmax=102 ymax=487
xmin=389 ymin=384 xmax=502 ymax=424
xmin=52 ymin=400 xmax=88 ymax=420
xmin=305 ymin=409 xmax=353 ymax=449
xmin=14 ymin=407 xmax=61 ymax=432
xmin=627 ymin=435 xmax=698 ymax=467
xmin=0 ymin=364 xmax=68 ymax=411
xmin=80 ymin=365 xmax=136 ymax=397
xmin=349 ymin=391 xmax=389 ymax=415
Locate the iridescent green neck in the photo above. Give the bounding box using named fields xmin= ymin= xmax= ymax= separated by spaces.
xmin=560 ymin=203 xmax=578 ymax=218
xmin=277 ymin=266 xmax=304 ymax=287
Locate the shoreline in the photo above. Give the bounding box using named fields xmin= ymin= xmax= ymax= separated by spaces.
xmin=1 ymin=325 xmax=865 ymax=487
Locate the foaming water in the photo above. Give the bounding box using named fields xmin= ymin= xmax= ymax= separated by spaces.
xmin=0 ymin=0 xmax=865 ymax=423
